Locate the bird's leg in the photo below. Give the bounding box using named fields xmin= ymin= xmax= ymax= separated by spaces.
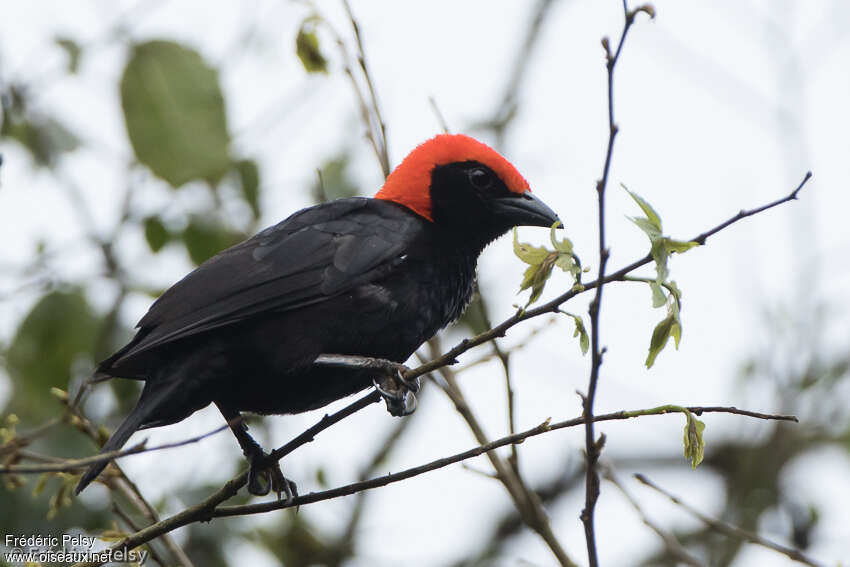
xmin=372 ymin=365 xmax=420 ymax=417
xmin=215 ymin=403 xmax=297 ymax=501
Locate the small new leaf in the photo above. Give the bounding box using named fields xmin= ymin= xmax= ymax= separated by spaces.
xmin=646 ymin=295 xmax=683 ymax=367
xmin=629 ymin=216 xmax=662 ymax=241
xmin=572 ymin=315 xmax=590 ymax=355
xmin=683 ymin=411 xmax=706 ymax=469
xmin=649 ymin=281 xmax=666 ymax=308
xmin=513 ymin=225 xmax=581 ymax=307
xmin=513 ymin=228 xmax=550 ymax=265
xmin=626 ymin=188 xmax=662 ymax=232
xmin=663 ymin=237 xmax=699 ymax=254
xmin=519 ymin=256 xmax=556 ymax=306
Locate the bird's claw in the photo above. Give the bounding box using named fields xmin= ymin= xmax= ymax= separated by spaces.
xmin=373 ymin=369 xmax=419 ymax=417
xmin=247 ymin=452 xmax=298 ymax=503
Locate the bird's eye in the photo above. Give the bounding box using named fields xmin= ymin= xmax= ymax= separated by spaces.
xmin=468 ymin=167 xmax=494 ymax=190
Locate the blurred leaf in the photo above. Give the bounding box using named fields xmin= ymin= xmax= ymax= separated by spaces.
xmin=296 ymin=20 xmax=328 ymax=74
xmin=182 ymin=217 xmax=242 ymax=265
xmin=5 ymin=289 xmax=101 ymax=421
xmin=54 ymin=37 xmax=82 ymax=74
xmin=143 ymin=216 xmax=171 ymax=252
xmin=256 ymin=513 xmax=344 ymax=567
xmin=1 ymin=86 xmax=79 ymax=166
xmin=121 ymin=40 xmax=231 ymax=188
xmin=311 ymin=153 xmax=359 ymax=203
xmin=683 ymin=411 xmax=706 ymax=469
xmin=234 ymin=159 xmax=261 ymax=218
xmin=456 ymin=292 xmax=489 ymax=335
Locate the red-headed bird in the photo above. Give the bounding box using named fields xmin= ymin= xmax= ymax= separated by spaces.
xmin=76 ymin=134 xmax=559 ymax=497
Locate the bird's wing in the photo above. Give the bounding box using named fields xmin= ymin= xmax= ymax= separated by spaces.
xmin=109 ymin=198 xmax=422 ymax=367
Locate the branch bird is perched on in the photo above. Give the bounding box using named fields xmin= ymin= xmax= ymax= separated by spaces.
xmin=76 ymin=134 xmax=560 ymax=498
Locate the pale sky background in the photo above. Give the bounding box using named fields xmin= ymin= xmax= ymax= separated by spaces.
xmin=0 ymin=1 xmax=849 ymax=565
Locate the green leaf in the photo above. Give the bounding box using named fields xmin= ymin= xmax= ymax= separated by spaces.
xmin=5 ymin=289 xmax=101 ymax=421
xmin=649 ymin=281 xmax=666 ymax=308
xmin=663 ymin=237 xmax=700 ymax=254
xmin=121 ymin=40 xmax=231 ymax=188
xmin=646 ymin=312 xmax=674 ymax=368
xmin=549 ymin=221 xmax=573 ymax=253
xmin=234 ymin=159 xmax=261 ymax=218
xmin=513 ymin=228 xmax=550 ymax=265
xmin=143 ymin=216 xmax=171 ymax=252
xmin=519 ymin=257 xmax=556 ymax=306
xmin=625 ymin=187 xmax=662 ymax=232
xmin=667 ymin=280 xmax=682 ymax=303
xmin=571 ymin=315 xmax=590 ymax=355
xmin=0 ymin=88 xmax=79 ymax=167
xmin=182 ymin=217 xmax=242 ymax=265
xmin=645 ymin=297 xmax=683 ymax=367
xmin=55 ymin=37 xmax=82 ymax=74
xmin=296 ymin=21 xmax=328 ymax=74
xmin=682 ymin=411 xmax=706 ymax=469
xmin=629 ymin=216 xmax=662 ymax=241
xmin=650 ymin=240 xmax=669 ymax=284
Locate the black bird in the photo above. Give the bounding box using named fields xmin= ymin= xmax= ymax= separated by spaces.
xmin=76 ymin=134 xmax=559 ymax=497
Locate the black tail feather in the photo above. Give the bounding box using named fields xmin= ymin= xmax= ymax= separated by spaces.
xmin=74 ymin=405 xmax=150 ymax=494
xmin=74 ymin=379 xmax=180 ymax=495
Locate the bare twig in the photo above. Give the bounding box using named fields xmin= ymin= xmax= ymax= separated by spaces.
xmin=635 ymin=474 xmax=826 ymax=567
xmin=342 ymin=0 xmax=389 ymax=177
xmin=581 ymin=5 xmax=651 ymax=563
xmin=691 ymin=171 xmax=812 ymax=245
xmin=0 ymin=423 xmax=230 ymax=474
xmin=428 ymin=96 xmax=451 ymax=134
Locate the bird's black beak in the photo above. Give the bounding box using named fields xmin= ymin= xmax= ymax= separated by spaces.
xmin=490 ymin=192 xmax=561 ymax=228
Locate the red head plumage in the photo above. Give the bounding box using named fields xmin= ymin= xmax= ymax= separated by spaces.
xmin=375 ymin=134 xmax=530 ymax=222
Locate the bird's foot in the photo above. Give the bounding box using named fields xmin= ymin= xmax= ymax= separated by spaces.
xmin=247 ymin=451 xmax=298 ymax=503
xmin=373 ymin=368 xmax=420 ymax=417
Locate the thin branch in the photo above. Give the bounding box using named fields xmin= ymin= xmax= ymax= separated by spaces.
xmin=0 ymin=423 xmax=230 ymax=474
xmin=691 ymin=171 xmax=812 ymax=245
xmin=342 ymin=0 xmax=390 ymax=177
xmin=635 ymin=474 xmax=827 ymax=567
xmin=61 ymin=398 xmax=194 ymax=567
xmin=581 ymin=4 xmax=649 ymax=563
xmin=215 ymin=403 xmax=796 ymax=519
xmin=70 ymin=403 xmax=797 ymax=567
xmin=428 ymin=96 xmax=451 ymax=133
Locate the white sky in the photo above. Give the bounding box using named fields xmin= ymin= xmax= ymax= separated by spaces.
xmin=1 ymin=1 xmax=849 ymax=565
